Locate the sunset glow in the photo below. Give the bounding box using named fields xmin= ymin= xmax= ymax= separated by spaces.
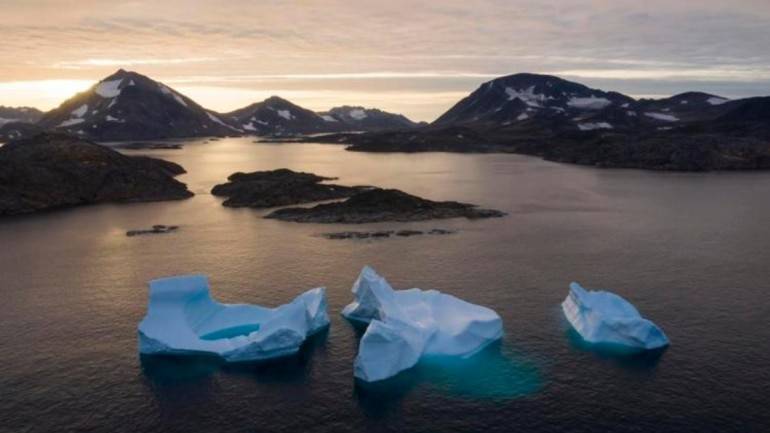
xmin=2 ymin=0 xmax=770 ymax=120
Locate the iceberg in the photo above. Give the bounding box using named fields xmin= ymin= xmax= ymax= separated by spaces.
xmin=138 ymin=275 xmax=329 ymax=362
xmin=562 ymin=282 xmax=669 ymax=350
xmin=343 ymin=266 xmax=503 ymax=382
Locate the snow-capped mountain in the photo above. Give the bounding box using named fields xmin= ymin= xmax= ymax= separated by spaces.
xmin=37 ymin=69 xmax=239 ymax=141
xmin=319 ymin=106 xmax=422 ymax=131
xmin=222 ymin=96 xmax=331 ymax=136
xmin=0 ymin=106 xmax=44 ymax=126
xmin=320 ymin=72 xmax=770 ymax=171
xmin=433 ymin=73 xmax=635 ymax=129
xmin=430 ymin=73 xmax=757 ymax=134
xmin=223 ymin=98 xmax=422 ymax=135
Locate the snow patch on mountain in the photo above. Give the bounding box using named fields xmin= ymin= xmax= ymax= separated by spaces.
xmin=707 ymin=97 xmax=729 ymax=106
xmin=567 ymin=96 xmax=612 ymax=110
xmin=505 ymin=86 xmax=550 ymax=107
xmin=349 ymin=109 xmax=367 ymax=120
xmin=517 ymin=113 xmax=529 ymax=121
xmin=321 ymin=115 xmax=337 ymax=122
xmin=94 ymin=79 xmax=123 ymax=98
xmin=206 ymin=112 xmax=237 ymax=131
xmin=578 ymin=122 xmax=613 ymax=131
xmin=59 ymin=118 xmax=85 ymax=127
xmin=105 ymin=115 xmax=124 ymax=123
xmin=645 ymin=112 xmax=679 ymax=122
xmin=277 ymin=109 xmax=293 ymax=120
xmin=72 ymin=104 xmax=88 ymax=117
xmin=159 ymin=85 xmax=188 ymax=107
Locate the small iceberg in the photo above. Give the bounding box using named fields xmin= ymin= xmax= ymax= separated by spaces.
xmin=562 ymin=282 xmax=669 ymax=350
xmin=343 ymin=266 xmax=503 ymax=382
xmin=138 ymin=275 xmax=329 ymax=362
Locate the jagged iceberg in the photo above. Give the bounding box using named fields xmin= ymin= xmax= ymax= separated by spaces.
xmin=138 ymin=275 xmax=329 ymax=362
xmin=562 ymin=282 xmax=669 ymax=350
xmin=343 ymin=266 xmax=503 ymax=382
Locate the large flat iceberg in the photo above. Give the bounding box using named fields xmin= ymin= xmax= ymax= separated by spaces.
xmin=343 ymin=266 xmax=503 ymax=382
xmin=562 ymin=282 xmax=669 ymax=350
xmin=138 ymin=275 xmax=329 ymax=362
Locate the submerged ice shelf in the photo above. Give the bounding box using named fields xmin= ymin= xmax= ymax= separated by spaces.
xmin=138 ymin=275 xmax=329 ymax=361
xmin=562 ymin=282 xmax=669 ymax=350
xmin=343 ymin=266 xmax=503 ymax=382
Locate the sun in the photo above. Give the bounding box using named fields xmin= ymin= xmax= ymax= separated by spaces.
xmin=0 ymin=79 xmax=94 ymax=110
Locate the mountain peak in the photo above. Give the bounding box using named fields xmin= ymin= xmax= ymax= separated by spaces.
xmin=434 ymin=72 xmax=635 ymax=127
xmin=37 ymin=69 xmax=237 ymax=140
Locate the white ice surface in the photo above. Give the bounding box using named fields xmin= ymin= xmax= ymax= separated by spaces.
xmin=343 ymin=266 xmax=503 ymax=382
xmin=562 ymin=282 xmax=669 ymax=350
xmin=138 ymin=275 xmax=329 ymax=362
xmin=277 ymin=110 xmax=293 ymax=120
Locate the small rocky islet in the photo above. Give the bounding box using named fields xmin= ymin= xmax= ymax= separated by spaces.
xmin=126 ymin=225 xmax=180 ymax=237
xmin=322 ymin=228 xmax=456 ymax=240
xmin=212 ymin=169 xmax=505 ymax=224
xmin=0 ymin=133 xmax=193 ymax=216
xmin=265 ymin=188 xmax=505 ymax=223
xmin=210 ymin=168 xmax=368 ymax=208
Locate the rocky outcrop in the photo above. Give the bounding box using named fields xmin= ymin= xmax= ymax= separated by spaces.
xmin=0 ymin=133 xmax=193 ymax=216
xmin=211 ymin=168 xmax=367 ymax=208
xmin=265 ymin=188 xmax=505 ymax=223
xmin=126 ymin=225 xmax=180 ymax=237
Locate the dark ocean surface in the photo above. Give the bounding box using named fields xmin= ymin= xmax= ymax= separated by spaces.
xmin=1 ymin=138 xmax=769 ymax=432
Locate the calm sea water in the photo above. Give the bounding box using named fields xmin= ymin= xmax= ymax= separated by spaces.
xmin=1 ymin=138 xmax=769 ymax=433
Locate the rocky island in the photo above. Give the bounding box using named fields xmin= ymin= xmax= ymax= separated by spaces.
xmin=0 ymin=133 xmax=193 ymax=216
xmin=211 ymin=168 xmax=367 ymax=208
xmin=265 ymin=188 xmax=505 ymax=223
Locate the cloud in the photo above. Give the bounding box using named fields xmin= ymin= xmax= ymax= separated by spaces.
xmin=53 ymin=57 xmax=222 ymax=69
xmin=1 ymin=0 xmax=769 ymax=120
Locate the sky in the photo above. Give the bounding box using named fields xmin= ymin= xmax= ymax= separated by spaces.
xmin=1 ymin=0 xmax=769 ymax=122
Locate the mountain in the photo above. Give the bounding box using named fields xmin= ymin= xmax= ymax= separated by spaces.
xmin=433 ymin=73 xmax=635 ymax=130
xmin=222 ymin=96 xmax=331 ymax=136
xmin=0 ymin=106 xmax=44 ymax=125
xmin=319 ymin=106 xmax=423 ymax=131
xmin=0 ymin=133 xmax=192 ymax=216
xmin=309 ymin=73 xmax=770 ymax=171
xmin=37 ymin=69 xmax=239 ymax=141
xmin=223 ymin=98 xmax=422 ymax=135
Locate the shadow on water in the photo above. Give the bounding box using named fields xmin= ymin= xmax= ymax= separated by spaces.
xmin=564 ymin=327 xmax=667 ymax=372
xmin=140 ymin=327 xmax=330 ymax=388
xmin=353 ymin=340 xmax=542 ymax=417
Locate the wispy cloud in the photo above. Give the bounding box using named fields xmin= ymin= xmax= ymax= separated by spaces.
xmin=1 ymin=0 xmax=770 ymax=120
xmin=53 ymin=57 xmax=221 ymax=69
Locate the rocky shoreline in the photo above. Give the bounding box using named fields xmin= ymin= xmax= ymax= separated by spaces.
xmin=0 ymin=133 xmax=193 ymax=216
